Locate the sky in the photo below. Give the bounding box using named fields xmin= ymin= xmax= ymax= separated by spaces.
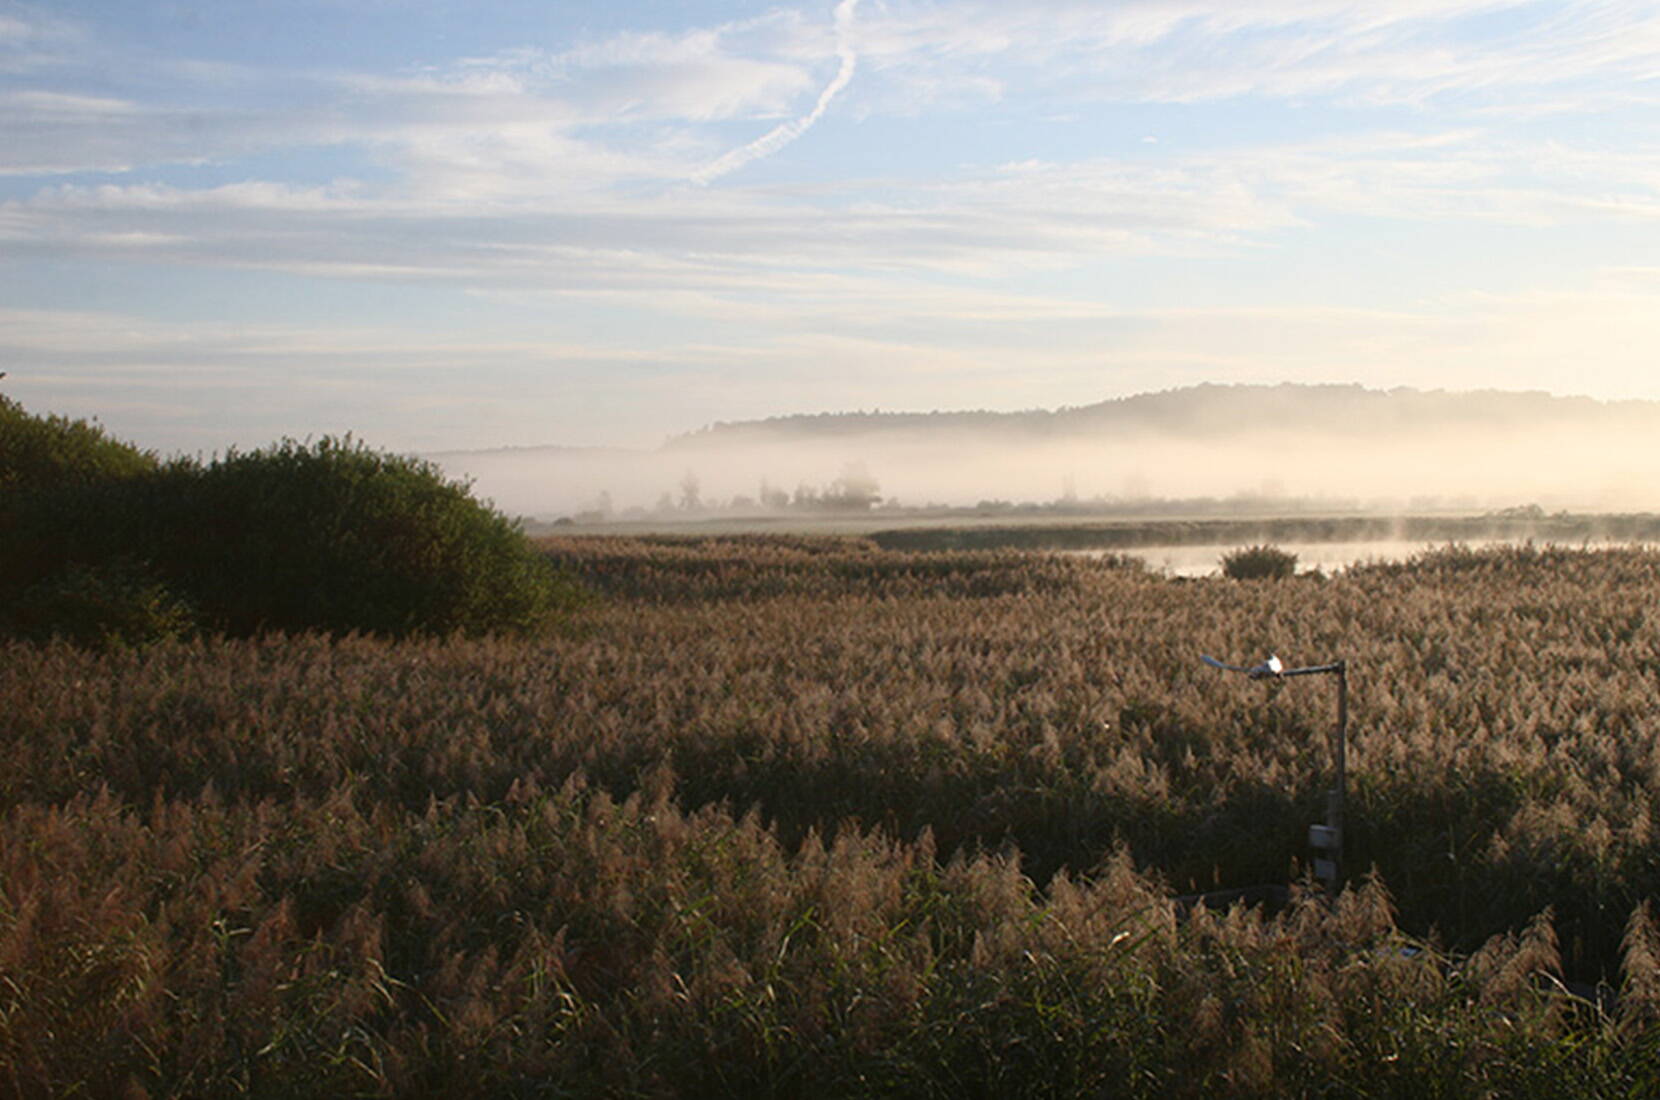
xmin=3 ymin=0 xmax=1660 ymax=456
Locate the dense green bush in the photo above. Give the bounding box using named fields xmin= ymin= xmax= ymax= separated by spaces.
xmin=1221 ymin=543 xmax=1298 ymax=580
xmin=0 ymin=397 xmax=183 ymax=646
xmin=137 ymin=437 xmax=584 ymax=637
xmin=1 ymin=398 xmax=583 ymax=641
xmin=0 ymin=393 xmax=157 ymax=493
xmin=3 ymin=560 xmax=197 ymax=648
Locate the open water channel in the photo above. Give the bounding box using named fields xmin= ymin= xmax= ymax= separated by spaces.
xmin=1093 ymin=538 xmax=1644 ymax=577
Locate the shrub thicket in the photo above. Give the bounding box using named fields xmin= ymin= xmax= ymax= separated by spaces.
xmin=0 ymin=400 xmax=582 ymax=642
xmin=0 ymin=393 xmax=157 ymax=494
xmin=3 ymin=559 xmax=198 ymax=649
xmin=0 ymin=396 xmax=181 ymax=646
xmin=1221 ymin=543 xmax=1299 ymax=579
xmin=134 ymin=438 xmax=583 ymax=637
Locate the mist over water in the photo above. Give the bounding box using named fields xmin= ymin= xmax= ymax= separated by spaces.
xmin=433 ymin=421 xmax=1660 ymax=521
xmin=1094 ymin=538 xmax=1635 ymax=577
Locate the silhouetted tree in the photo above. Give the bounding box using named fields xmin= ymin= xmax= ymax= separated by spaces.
xmin=758 ymin=478 xmax=790 ymax=511
xmin=826 ymin=462 xmax=881 ymax=510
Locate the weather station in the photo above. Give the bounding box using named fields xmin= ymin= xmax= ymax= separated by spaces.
xmin=1201 ymin=654 xmax=1350 ymax=893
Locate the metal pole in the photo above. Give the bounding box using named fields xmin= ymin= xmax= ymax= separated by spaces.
xmin=1204 ymin=655 xmax=1351 ymax=894
xmin=1331 ymin=661 xmax=1347 ymax=890
xmin=1284 ymin=660 xmax=1346 ymax=893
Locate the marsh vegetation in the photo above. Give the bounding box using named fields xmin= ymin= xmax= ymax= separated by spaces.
xmin=8 ymin=530 xmax=1660 ymax=1095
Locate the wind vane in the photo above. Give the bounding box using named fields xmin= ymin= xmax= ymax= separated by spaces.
xmin=1201 ymin=653 xmax=1283 ymax=679
xmin=1202 ymin=653 xmax=1345 ymax=680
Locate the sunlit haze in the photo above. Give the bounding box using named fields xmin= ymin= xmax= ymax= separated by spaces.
xmin=5 ymin=0 xmax=1660 ymax=498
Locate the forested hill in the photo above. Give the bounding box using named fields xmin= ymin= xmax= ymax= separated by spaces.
xmin=667 ymin=383 xmax=1659 ymax=448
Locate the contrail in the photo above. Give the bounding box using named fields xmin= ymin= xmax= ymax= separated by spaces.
xmin=693 ymin=0 xmax=860 ymax=184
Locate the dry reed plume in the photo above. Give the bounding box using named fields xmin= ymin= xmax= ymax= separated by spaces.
xmin=5 ymin=538 xmax=1660 ymax=1095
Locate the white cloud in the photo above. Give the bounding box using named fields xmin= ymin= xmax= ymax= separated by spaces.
xmin=522 ymin=24 xmax=815 ymax=122
xmin=3 ymin=0 xmax=1659 ymax=458
xmin=693 ymin=0 xmax=862 ymax=183
xmin=848 ymin=0 xmax=1660 ymax=111
xmin=4 ymin=123 xmax=1656 ymax=303
xmin=0 ymin=3 xmax=82 ymax=73
xmin=7 ymin=0 xmax=1655 ymax=201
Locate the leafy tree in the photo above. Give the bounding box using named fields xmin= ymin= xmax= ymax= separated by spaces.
xmin=678 ymin=471 xmax=701 ymax=511
xmin=758 ymin=478 xmax=790 ymax=511
xmin=826 ymin=461 xmax=881 ymax=510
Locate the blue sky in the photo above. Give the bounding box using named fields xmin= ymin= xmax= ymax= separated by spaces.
xmin=3 ymin=0 xmax=1659 ymax=454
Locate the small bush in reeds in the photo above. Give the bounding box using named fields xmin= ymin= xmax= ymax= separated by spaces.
xmin=1221 ymin=543 xmax=1298 ymax=580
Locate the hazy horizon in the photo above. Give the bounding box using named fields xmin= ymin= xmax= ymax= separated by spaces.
xmin=426 ymin=383 xmax=1660 ymax=518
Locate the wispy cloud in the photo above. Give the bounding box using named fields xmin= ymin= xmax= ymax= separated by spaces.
xmin=8 ymin=125 xmax=1655 ymax=302
xmin=0 ymin=2 xmax=83 ymax=73
xmin=847 ymin=0 xmax=1660 ymax=113
xmin=692 ymin=0 xmax=861 ymax=183
xmin=4 ymin=0 xmax=1660 ymax=452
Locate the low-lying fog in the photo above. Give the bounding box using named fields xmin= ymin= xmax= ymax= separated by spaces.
xmin=431 ymin=422 xmax=1660 ymax=521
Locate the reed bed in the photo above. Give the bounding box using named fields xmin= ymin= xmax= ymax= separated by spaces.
xmin=5 ymin=538 xmax=1660 ymax=1095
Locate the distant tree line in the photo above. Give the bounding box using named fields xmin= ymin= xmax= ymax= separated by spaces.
xmin=565 ymin=463 xmax=886 ymax=523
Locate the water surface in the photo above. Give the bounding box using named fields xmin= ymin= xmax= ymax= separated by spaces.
xmin=1094 ymin=538 xmax=1641 ymax=577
